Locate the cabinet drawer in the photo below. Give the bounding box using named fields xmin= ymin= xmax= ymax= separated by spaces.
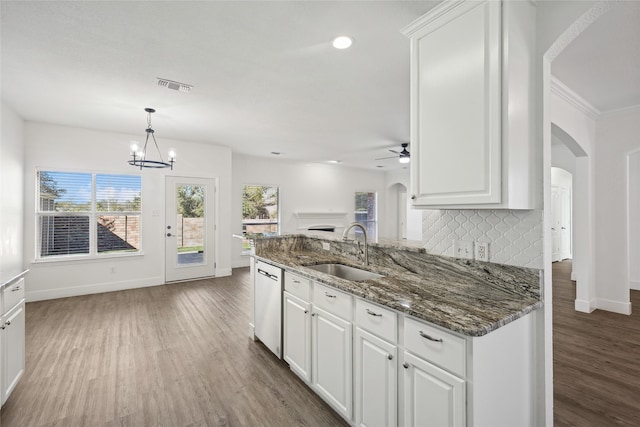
xmin=3 ymin=278 xmax=25 ymax=314
xmin=404 ymin=316 xmax=466 ymax=377
xmin=284 ymin=272 xmax=311 ymax=301
xmin=355 ymin=298 xmax=397 ymax=344
xmin=312 ymin=282 xmax=352 ymax=320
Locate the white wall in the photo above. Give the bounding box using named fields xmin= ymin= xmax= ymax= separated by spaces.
xmin=594 ymin=108 xmax=640 ymax=313
xmin=383 ymin=168 xmax=422 ymax=241
xmin=231 ymin=154 xmax=388 ymax=268
xmin=23 ymin=122 xmax=232 ymax=301
xmin=551 ymin=144 xmax=576 ymax=176
xmin=1 ymin=102 xmax=25 ymax=275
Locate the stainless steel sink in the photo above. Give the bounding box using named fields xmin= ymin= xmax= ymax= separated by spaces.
xmin=305 ymin=263 xmax=384 ymax=281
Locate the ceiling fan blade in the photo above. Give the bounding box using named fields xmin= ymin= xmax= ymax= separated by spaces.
xmin=389 ymin=149 xmax=400 ymax=154
xmin=375 ymin=155 xmax=398 ymax=160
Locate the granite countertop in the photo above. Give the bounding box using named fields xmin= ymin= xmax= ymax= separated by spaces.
xmin=255 ymin=235 xmax=542 ymax=337
xmin=0 ymin=269 xmax=29 ymax=290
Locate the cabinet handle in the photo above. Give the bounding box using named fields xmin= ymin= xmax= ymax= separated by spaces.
xmin=411 ymin=195 xmax=416 ymax=200
xmin=0 ymin=325 xmax=5 ymax=330
xmin=388 ymin=354 xmax=393 ymax=361
xmin=419 ymin=330 xmax=443 ymax=343
xmin=293 ymin=280 xmax=300 ymax=284
xmin=6 ymin=321 xmax=11 ymax=326
xmin=304 ymin=310 xmax=309 ymax=314
xmin=366 ymin=309 xmax=382 ymax=317
xmin=12 ymin=286 xmax=22 ymax=292
xmin=311 ymin=313 xmax=316 ymax=317
xmin=403 ymin=362 xmax=409 ymax=369
xmin=325 ymin=292 xmax=337 ymax=299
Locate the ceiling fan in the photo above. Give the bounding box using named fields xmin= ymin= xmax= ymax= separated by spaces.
xmin=376 ymin=143 xmax=410 ymax=163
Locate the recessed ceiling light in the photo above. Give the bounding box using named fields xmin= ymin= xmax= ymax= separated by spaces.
xmin=327 ymin=160 xmax=342 ymax=164
xmin=332 ymin=36 xmax=353 ymax=50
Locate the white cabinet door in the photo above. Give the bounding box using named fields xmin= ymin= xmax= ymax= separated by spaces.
xmin=403 ymin=352 xmax=465 ymax=427
xmin=405 ymin=0 xmax=502 ymax=207
xmin=283 ymin=292 xmax=311 ymax=383
xmin=2 ymin=302 xmax=25 ymax=405
xmin=312 ymin=306 xmax=352 ymax=421
xmin=355 ymin=327 xmax=397 ymax=427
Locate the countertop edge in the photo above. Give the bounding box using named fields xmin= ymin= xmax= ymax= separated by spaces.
xmin=253 ymin=255 xmax=541 ymax=337
xmin=0 ymin=269 xmax=29 ymax=290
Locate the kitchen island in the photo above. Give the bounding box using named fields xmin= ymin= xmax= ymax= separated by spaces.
xmin=251 ymin=234 xmax=542 ymax=427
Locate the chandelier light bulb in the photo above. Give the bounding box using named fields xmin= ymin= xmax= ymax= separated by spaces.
xmin=399 ymin=156 xmax=410 ymax=164
xmin=130 ymin=142 xmax=139 ymax=155
xmin=168 ymin=149 xmax=176 ymax=160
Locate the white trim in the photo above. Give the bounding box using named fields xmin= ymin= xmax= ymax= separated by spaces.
xmin=215 ymin=268 xmax=232 ymax=277
xmin=550 ymin=77 xmax=600 ymax=120
xmin=570 ymin=271 xmax=576 ymax=281
xmin=26 ymin=276 xmax=163 ymax=302
xmin=574 ymin=298 xmax=595 ymax=313
xmin=595 ymin=298 xmax=632 ymax=315
xmin=601 ymin=104 xmax=640 ymax=118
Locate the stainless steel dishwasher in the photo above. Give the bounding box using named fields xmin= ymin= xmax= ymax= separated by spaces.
xmin=254 ymin=260 xmax=282 ymax=358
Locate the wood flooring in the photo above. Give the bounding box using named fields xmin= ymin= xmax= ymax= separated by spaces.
xmin=553 ymin=260 xmax=640 ymax=426
xmin=0 ymin=269 xmax=348 ymax=427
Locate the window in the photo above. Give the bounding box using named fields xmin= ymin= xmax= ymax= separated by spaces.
xmin=242 ymin=185 xmax=279 ymax=248
xmin=355 ymin=192 xmax=377 ymax=240
xmin=37 ymin=171 xmax=141 ymax=259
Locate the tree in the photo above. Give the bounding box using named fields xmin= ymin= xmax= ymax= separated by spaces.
xmin=178 ymin=185 xmax=204 ymax=218
xmin=243 ymin=186 xmax=277 ymax=220
xmin=39 ymin=171 xmax=66 ymax=198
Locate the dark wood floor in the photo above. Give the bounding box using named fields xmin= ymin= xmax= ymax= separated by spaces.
xmin=553 ymin=260 xmax=640 ymax=426
xmin=1 ymin=268 xmax=347 ymax=427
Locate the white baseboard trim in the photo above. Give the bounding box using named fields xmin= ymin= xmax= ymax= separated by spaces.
xmin=631 ymin=280 xmax=640 ymax=291
xmin=216 ymin=268 xmax=232 ymax=277
xmin=249 ymin=322 xmax=256 ymax=341
xmin=574 ymin=299 xmax=595 ymax=313
xmin=26 ymin=276 xmax=164 ymax=302
xmin=570 ymin=271 xmax=576 ymax=281
xmin=232 ymin=259 xmax=251 ymax=268
xmin=595 ymin=298 xmax=632 ymax=315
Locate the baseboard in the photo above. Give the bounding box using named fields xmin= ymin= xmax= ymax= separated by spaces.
xmin=574 ymin=299 xmax=595 ymax=313
xmin=631 ymin=280 xmax=640 ymax=291
xmin=595 ymin=298 xmax=632 ymax=315
xmin=26 ymin=276 xmax=164 ymax=302
xmin=216 ymin=268 xmax=232 ymax=277
xmin=232 ymin=259 xmax=251 ymax=268
xmin=249 ymin=322 xmax=256 ymax=341
xmin=570 ymin=271 xmax=576 ymax=281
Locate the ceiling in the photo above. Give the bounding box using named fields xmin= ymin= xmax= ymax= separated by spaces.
xmin=552 ymin=0 xmax=640 ymax=113
xmin=1 ymin=0 xmax=440 ymax=170
xmin=2 ymin=1 xmax=637 ymax=171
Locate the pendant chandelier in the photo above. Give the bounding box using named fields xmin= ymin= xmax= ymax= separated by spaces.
xmin=129 ymin=107 xmax=176 ymax=169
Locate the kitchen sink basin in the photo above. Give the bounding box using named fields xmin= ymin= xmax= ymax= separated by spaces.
xmin=305 ymin=263 xmax=384 ymax=282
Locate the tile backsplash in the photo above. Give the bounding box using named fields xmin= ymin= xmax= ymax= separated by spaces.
xmin=422 ymin=209 xmax=543 ymax=269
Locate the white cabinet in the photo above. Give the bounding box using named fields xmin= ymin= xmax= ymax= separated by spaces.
xmin=312 ymin=306 xmax=353 ymax=421
xmin=402 ymin=351 xmax=465 ymax=427
xmin=402 ymin=0 xmax=536 ymax=209
xmin=282 ymin=273 xmax=354 ymax=423
xmin=283 ymin=292 xmax=311 ymax=382
xmin=2 ymin=277 xmax=26 ymax=406
xmin=355 ymin=327 xmax=397 ymax=427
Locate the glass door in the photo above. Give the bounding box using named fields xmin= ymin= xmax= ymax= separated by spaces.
xmin=165 ymin=177 xmax=216 ymax=282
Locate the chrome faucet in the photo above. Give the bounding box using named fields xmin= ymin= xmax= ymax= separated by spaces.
xmin=342 ymin=222 xmax=368 ymax=266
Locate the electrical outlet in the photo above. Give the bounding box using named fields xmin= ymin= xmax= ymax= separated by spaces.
xmin=322 ymin=242 xmax=331 ymax=251
xmin=475 ymin=242 xmax=489 ymax=262
xmin=453 ymin=240 xmax=474 ymax=260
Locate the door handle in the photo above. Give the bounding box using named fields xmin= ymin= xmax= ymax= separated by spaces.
xmin=167 ymin=233 xmax=173 ymax=237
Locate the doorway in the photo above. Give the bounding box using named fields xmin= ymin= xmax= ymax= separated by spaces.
xmin=165 ymin=176 xmax=216 ymax=282
xmin=628 ymin=150 xmax=640 ymax=291
xmin=551 ymin=167 xmax=572 ymax=262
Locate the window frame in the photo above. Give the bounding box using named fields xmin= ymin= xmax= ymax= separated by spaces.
xmin=35 ymin=169 xmax=143 ymax=262
xmin=355 ymin=191 xmax=378 ymax=240
xmin=241 ymin=184 xmax=280 ymax=255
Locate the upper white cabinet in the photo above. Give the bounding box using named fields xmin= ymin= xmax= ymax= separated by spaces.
xmin=402 ymin=0 xmax=536 ymax=209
